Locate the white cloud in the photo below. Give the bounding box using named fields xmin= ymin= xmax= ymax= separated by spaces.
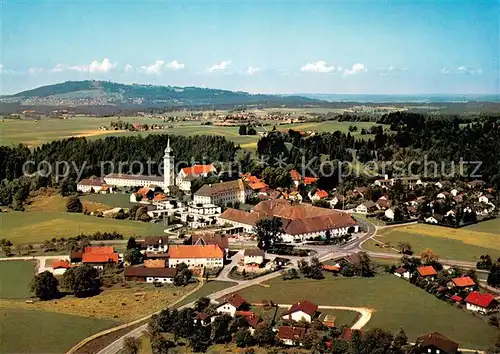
xmin=166 ymin=60 xmax=185 ymax=70
xmin=124 ymin=64 xmax=133 ymax=73
xmin=246 ymin=66 xmax=262 ymax=75
xmin=441 ymin=68 xmax=450 ymax=74
xmin=0 ymin=64 xmax=2 ymax=74
xmin=456 ymin=66 xmax=482 ymax=74
xmin=300 ymin=61 xmax=336 ymax=73
xmin=28 ymin=67 xmax=44 ymax=75
xmin=343 ymin=63 xmax=367 ymax=76
xmin=139 ymin=60 xmax=166 ymax=75
xmin=52 ymin=58 xmax=116 ymax=73
xmin=138 ymin=60 xmax=185 ymax=75
xmin=206 ymin=60 xmax=231 ymax=73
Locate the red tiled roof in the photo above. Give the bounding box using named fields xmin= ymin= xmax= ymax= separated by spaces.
xmin=323 ymin=265 xmax=341 ymax=272
xmin=181 ymin=164 xmax=215 ymax=176
xmin=221 ymin=293 xmax=246 ymax=309
xmin=168 ymin=245 xmax=224 ymax=259
xmin=82 ymin=253 xmax=119 ymax=264
xmin=283 ymin=300 xmax=318 ymax=317
xmin=303 ymin=177 xmax=318 ymax=185
xmin=153 ymin=193 xmax=168 ymax=201
xmin=394 ymin=267 xmax=407 ymax=274
xmin=249 ymin=181 xmax=269 ymax=190
xmin=278 ymin=326 xmax=306 ymax=341
xmin=191 ymin=233 xmax=229 ymax=250
xmin=290 ymin=169 xmax=302 ymax=181
xmin=84 ymin=246 xmax=115 ymax=254
xmin=315 ymin=189 xmax=328 ymax=199
xmin=465 ymin=291 xmax=497 ymax=308
xmin=450 ymin=295 xmax=463 ymax=302
xmin=451 ymin=276 xmax=476 ymax=288
xmin=50 ymin=260 xmax=71 ymax=269
xmin=417 ymin=266 xmax=437 ymax=277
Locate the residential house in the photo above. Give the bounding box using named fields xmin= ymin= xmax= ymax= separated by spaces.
xmin=376 ymin=196 xmax=391 ymax=210
xmin=393 ymin=267 xmax=410 ymax=279
xmin=479 ymin=193 xmax=493 ymax=204
xmin=309 ymin=189 xmax=328 ymax=202
xmin=130 ymin=187 xmax=155 ymax=203
xmin=465 ymin=292 xmax=498 ymax=315
xmin=194 ymin=312 xmax=214 ymax=326
xmin=49 ymin=259 xmax=71 ymax=275
xmin=243 ymin=249 xmax=265 ymax=267
xmin=414 ymin=332 xmax=459 ymax=354
xmin=290 ymin=169 xmax=303 ymax=187
xmin=76 ymin=176 xmax=110 ymax=193
xmin=374 ymin=176 xmax=392 ymax=189
xmin=417 ymin=266 xmax=437 ymax=280
xmin=124 ymin=266 xmax=177 ymax=283
xmin=288 ymin=191 xmax=303 ymax=203
xmin=447 ymin=276 xmax=476 ymax=292
xmin=193 ymin=179 xmax=251 ymax=206
xmin=425 ymin=214 xmax=443 ymax=224
xmin=167 ymin=244 xmax=224 ymax=269
xmin=143 ymin=236 xmax=169 ymax=253
xmin=235 ymin=311 xmax=264 ymax=334
xmin=281 ymin=300 xmax=319 ymax=323
xmin=81 ymin=246 xmax=120 ymax=269
xmin=385 ymin=207 xmax=395 ymax=220
xmin=436 ymin=191 xmax=450 ymax=199
xmin=190 ymin=232 xmax=229 ymax=257
xmin=355 ymin=200 xmax=377 ymax=214
xmin=467 ymin=179 xmax=486 ymax=189
xmin=278 ymin=326 xmax=306 ymax=346
xmin=303 ymin=176 xmax=318 ymax=185
xmin=215 ymin=293 xmax=247 ymax=317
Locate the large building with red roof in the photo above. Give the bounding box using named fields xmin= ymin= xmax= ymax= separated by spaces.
xmin=219 ymin=199 xmax=358 ymax=242
xmin=281 ymin=300 xmax=319 ymax=323
xmin=168 ymin=244 xmax=224 ymax=269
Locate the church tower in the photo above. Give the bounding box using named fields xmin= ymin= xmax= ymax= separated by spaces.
xmin=163 ymin=138 xmax=175 ymax=192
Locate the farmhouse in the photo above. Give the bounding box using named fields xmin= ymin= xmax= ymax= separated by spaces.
xmin=281 ymin=300 xmax=318 ymax=323
xmin=193 ymin=179 xmax=251 ymax=205
xmin=124 ymin=266 xmax=177 ymax=283
xmin=414 ymin=332 xmax=459 ymax=354
xmin=417 ymin=266 xmax=437 ymax=279
xmin=393 ymin=267 xmax=410 ymax=279
xmin=79 ymin=246 xmax=119 ymax=269
xmin=216 ymin=293 xmax=247 ymax=317
xmin=143 ymin=236 xmax=169 ymax=253
xmin=49 ymin=259 xmax=71 ymax=275
xmin=355 ymin=200 xmax=377 ymax=214
xmin=447 ymin=276 xmax=476 ymax=291
xmin=190 ymin=232 xmax=229 ymax=256
xmin=465 ymin=292 xmax=498 ymax=315
xmin=219 ymin=200 xmax=358 ymax=242
xmin=76 ymin=176 xmax=110 ymax=193
xmin=243 ymin=249 xmax=265 ymax=267
xmin=278 ymin=326 xmax=306 ymax=346
xmin=167 ymin=244 xmax=224 ymax=269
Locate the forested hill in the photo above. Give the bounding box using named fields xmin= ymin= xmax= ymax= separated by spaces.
xmin=2 ymin=80 xmax=321 ymax=107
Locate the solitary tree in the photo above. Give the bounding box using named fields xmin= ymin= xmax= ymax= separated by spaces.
xmin=30 ymin=271 xmax=59 ymax=300
xmin=66 ymin=196 xmax=83 ymax=213
xmin=62 ymin=264 xmax=100 ymax=297
xmin=420 ymin=248 xmax=439 ymax=264
xmin=254 ymin=217 xmax=283 ymax=251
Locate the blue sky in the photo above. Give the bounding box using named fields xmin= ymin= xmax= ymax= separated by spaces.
xmin=1 ymin=0 xmax=498 ymax=94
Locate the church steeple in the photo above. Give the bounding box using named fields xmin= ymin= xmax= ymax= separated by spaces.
xmin=163 ymin=138 xmax=175 ymax=192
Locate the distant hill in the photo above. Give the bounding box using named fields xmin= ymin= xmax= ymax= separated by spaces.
xmin=3 ymin=80 xmax=322 ymax=107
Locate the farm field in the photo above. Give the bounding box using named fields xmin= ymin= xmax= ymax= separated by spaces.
xmin=237 ymin=274 xmax=498 ymax=350
xmin=0 ymin=308 xmax=119 ymax=354
xmin=365 ymin=223 xmax=500 ymax=262
xmin=0 ymin=282 xmax=197 ymax=321
xmin=174 ymin=280 xmax=238 ymax=308
xmin=0 ymin=260 xmax=35 ymax=299
xmin=0 ymin=211 xmax=166 ymax=244
xmin=465 ymin=217 xmax=500 ymax=234
xmin=80 ymin=193 xmax=136 ymax=209
xmin=1 ymin=115 xmax=380 ymax=147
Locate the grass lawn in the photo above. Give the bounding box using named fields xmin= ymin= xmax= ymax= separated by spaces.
xmin=237 ymin=274 xmax=498 ymax=350
xmin=0 ymin=261 xmax=35 ymax=299
xmin=174 ymin=280 xmax=238 ymax=308
xmin=1 ymin=116 xmax=380 ymax=148
xmin=465 ymin=217 xmax=500 ymax=234
xmin=81 ymin=193 xmax=136 ymax=209
xmin=0 ymin=282 xmax=197 ymax=322
xmin=0 ymin=211 xmax=166 ymax=244
xmin=0 ymin=307 xmax=119 ymax=353
xmin=364 ymin=223 xmax=500 ymax=262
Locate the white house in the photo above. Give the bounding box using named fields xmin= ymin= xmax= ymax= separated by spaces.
xmin=77 ymin=176 xmax=110 ymax=193
xmin=193 ymin=179 xmax=251 ymax=206
xmin=479 ymin=194 xmax=493 ymax=204
xmin=215 ymin=293 xmax=247 ymax=317
xmin=176 ymin=164 xmax=216 ymax=192
xmin=124 ymin=266 xmax=177 ymax=284
xmin=355 ymin=200 xmax=377 ymax=214
xmin=281 ymin=300 xmax=318 ymax=323
xmin=385 ymin=207 xmax=395 ymax=220
xmin=393 ymin=267 xmax=411 ymax=279
xmin=465 ymin=292 xmax=498 ymax=315
xmin=48 ymin=260 xmax=71 ymax=275
xmin=167 ymin=244 xmax=224 ymax=269
xmin=179 ymin=203 xmax=222 ymax=227
xmin=143 ymin=236 xmax=169 ymax=253
xmin=243 ymin=249 xmax=265 ymax=267
xmin=278 ymin=326 xmax=306 ymax=346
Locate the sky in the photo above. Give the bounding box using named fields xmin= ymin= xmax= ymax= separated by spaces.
xmin=0 ymin=0 xmax=498 ymax=95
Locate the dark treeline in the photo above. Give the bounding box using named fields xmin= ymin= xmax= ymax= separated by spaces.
xmin=257 ymin=112 xmax=500 ymax=190
xmin=1 ymin=134 xmax=237 ymax=182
